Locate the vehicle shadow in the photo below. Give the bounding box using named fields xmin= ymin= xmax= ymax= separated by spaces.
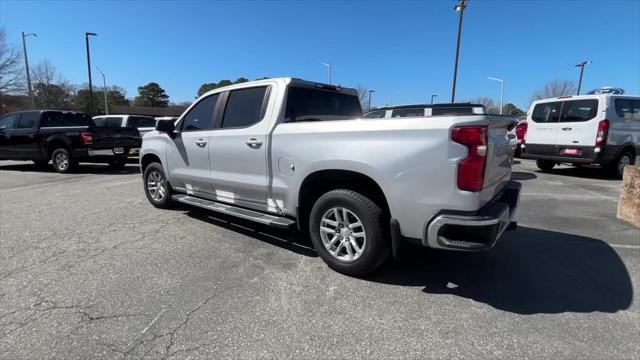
xmin=537 ymin=165 xmax=620 ymax=181
xmin=0 ymin=162 xmax=140 ymax=175
xmin=368 ymin=226 xmax=632 ymax=315
xmin=511 ymin=171 xmax=537 ymax=181
xmin=185 ymin=209 xmax=318 ymax=258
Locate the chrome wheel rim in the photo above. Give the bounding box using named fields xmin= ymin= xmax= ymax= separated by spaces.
xmin=147 ymin=170 xmax=165 ymax=201
xmin=53 ymin=152 xmax=69 ymax=171
xmin=618 ymin=155 xmax=631 ymax=175
xmin=320 ymin=207 xmax=366 ymax=262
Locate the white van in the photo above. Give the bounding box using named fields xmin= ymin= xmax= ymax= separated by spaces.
xmin=523 ymin=94 xmax=640 ymax=178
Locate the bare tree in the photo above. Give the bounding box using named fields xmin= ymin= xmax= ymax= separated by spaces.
xmin=356 ymin=85 xmax=369 ymax=110
xmin=531 ymin=79 xmax=576 ymax=102
xmin=31 ymin=60 xmax=73 ymax=109
xmin=0 ymin=28 xmax=24 ymax=95
xmin=470 ymin=97 xmax=499 ymax=114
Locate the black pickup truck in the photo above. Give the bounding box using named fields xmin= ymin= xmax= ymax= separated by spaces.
xmin=0 ymin=110 xmax=141 ymax=173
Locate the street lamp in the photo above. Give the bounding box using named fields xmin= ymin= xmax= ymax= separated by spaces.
xmin=320 ymin=61 xmax=332 ymax=84
xmin=575 ymin=60 xmax=592 ymax=95
xmin=368 ymin=89 xmax=375 ymax=110
xmin=21 ymin=32 xmax=37 ymax=109
xmin=96 ymin=67 xmax=108 ymax=115
xmin=488 ymin=77 xmax=504 ymax=114
xmin=85 ymin=32 xmax=97 ymax=114
xmin=451 ymin=0 xmax=467 ymax=103
xmin=431 ymin=94 xmax=438 ymax=104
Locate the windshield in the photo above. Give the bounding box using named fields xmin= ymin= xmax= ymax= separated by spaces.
xmin=285 ymin=86 xmax=362 ymax=122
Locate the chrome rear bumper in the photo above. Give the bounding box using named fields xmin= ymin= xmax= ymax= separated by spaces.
xmin=424 ymin=181 xmax=521 ymax=251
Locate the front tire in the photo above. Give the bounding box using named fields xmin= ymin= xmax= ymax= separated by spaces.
xmin=536 ymin=159 xmax=555 ymax=172
xmin=51 ymin=148 xmax=75 ymax=173
xmin=309 ymin=189 xmax=389 ymax=276
xmin=143 ymin=162 xmax=174 ymax=209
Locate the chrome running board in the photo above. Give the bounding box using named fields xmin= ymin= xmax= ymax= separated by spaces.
xmin=172 ymin=195 xmax=295 ymax=229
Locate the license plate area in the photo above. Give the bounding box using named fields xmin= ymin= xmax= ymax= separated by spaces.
xmin=560 ymin=148 xmax=582 ymax=156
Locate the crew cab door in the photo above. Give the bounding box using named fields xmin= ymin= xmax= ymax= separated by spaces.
xmin=166 ymin=93 xmax=220 ymax=196
xmin=209 ymin=85 xmax=273 ymax=210
xmin=0 ymin=113 xmax=19 ymax=159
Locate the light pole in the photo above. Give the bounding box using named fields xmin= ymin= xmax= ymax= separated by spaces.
xmin=488 ymin=77 xmax=504 ymax=114
xmin=320 ymin=62 xmax=332 ymax=84
xmin=85 ymin=32 xmax=97 ymax=114
xmin=368 ymin=89 xmax=375 ymax=110
xmin=431 ymin=94 xmax=438 ymax=104
xmin=451 ymin=0 xmax=466 ymax=103
xmin=575 ymin=60 xmax=592 ymax=95
xmin=96 ymin=67 xmax=108 ymax=115
xmin=21 ymin=32 xmax=37 ymax=109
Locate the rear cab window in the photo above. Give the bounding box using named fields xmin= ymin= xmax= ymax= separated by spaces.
xmin=41 ymin=112 xmax=92 ymax=127
xmin=127 ymin=116 xmax=156 ymax=128
xmin=391 ymin=108 xmax=425 ymax=118
xmin=284 ymin=86 xmax=361 ymax=122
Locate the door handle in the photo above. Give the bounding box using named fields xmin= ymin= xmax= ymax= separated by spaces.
xmin=246 ymin=138 xmax=263 ymax=149
xmin=561 ymin=127 xmax=572 ymax=131
xmin=195 ymin=138 xmax=207 ymax=148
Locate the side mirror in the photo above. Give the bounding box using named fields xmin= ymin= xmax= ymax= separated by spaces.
xmin=156 ymin=119 xmax=175 ymax=133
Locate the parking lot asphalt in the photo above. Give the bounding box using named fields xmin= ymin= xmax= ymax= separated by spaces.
xmin=1 ymin=159 xmax=639 ymax=359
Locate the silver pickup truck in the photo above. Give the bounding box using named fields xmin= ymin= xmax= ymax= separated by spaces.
xmin=139 ymin=78 xmax=521 ymax=275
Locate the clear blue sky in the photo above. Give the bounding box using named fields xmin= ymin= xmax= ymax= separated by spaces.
xmin=1 ymin=0 xmax=639 ymax=109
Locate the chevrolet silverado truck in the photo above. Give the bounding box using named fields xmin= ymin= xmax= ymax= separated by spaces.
xmin=139 ymin=78 xmax=521 ymax=275
xmin=0 ymin=110 xmax=141 ymax=172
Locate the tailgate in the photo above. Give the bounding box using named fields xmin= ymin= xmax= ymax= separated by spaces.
xmin=89 ymin=127 xmax=141 ymax=149
xmin=482 ymin=115 xmax=517 ymax=201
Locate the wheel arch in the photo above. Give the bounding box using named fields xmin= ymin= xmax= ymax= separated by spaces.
xmin=297 ymin=169 xmax=390 ymax=232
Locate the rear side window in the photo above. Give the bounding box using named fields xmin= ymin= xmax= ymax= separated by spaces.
xmin=363 ymin=110 xmax=386 ymax=119
xmin=615 ymin=99 xmax=640 ymax=121
xmin=285 ymin=86 xmax=362 ymax=122
xmin=41 ymin=112 xmax=92 ymax=127
xmin=221 ymin=87 xmax=269 ymax=129
xmin=93 ymin=117 xmax=105 ymax=127
xmin=391 ymin=108 xmax=424 ymax=118
xmin=16 ymin=113 xmax=38 ymax=128
xmin=127 ymin=116 xmax=156 ymax=128
xmin=0 ymin=114 xmax=19 ymax=129
xmin=559 ymin=100 xmax=598 ymax=122
xmin=104 ymin=117 xmax=123 ymax=128
xmin=531 ymin=102 xmax=562 ymax=123
xmin=182 ymin=93 xmax=219 ymax=131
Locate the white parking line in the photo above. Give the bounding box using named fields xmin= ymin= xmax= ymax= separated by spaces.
xmin=609 ymin=243 xmax=640 ymax=250
xmin=521 ymin=192 xmax=619 ymax=202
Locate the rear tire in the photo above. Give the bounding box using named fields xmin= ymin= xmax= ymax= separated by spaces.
xmin=536 ymin=159 xmax=555 ymax=172
xmin=51 ymin=148 xmax=75 ymax=173
xmin=143 ymin=162 xmax=175 ymax=209
xmin=309 ymin=189 xmax=389 ymax=277
xmin=605 ymin=151 xmax=635 ymax=179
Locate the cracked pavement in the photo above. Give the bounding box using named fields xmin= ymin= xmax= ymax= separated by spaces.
xmin=1 ymin=159 xmax=639 ymax=359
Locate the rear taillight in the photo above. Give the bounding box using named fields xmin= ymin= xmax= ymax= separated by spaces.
xmin=80 ymin=131 xmax=93 ymax=145
xmin=451 ymin=125 xmax=488 ymax=192
xmin=515 ymin=123 xmax=528 ymax=144
xmin=596 ymin=119 xmax=609 ymax=147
